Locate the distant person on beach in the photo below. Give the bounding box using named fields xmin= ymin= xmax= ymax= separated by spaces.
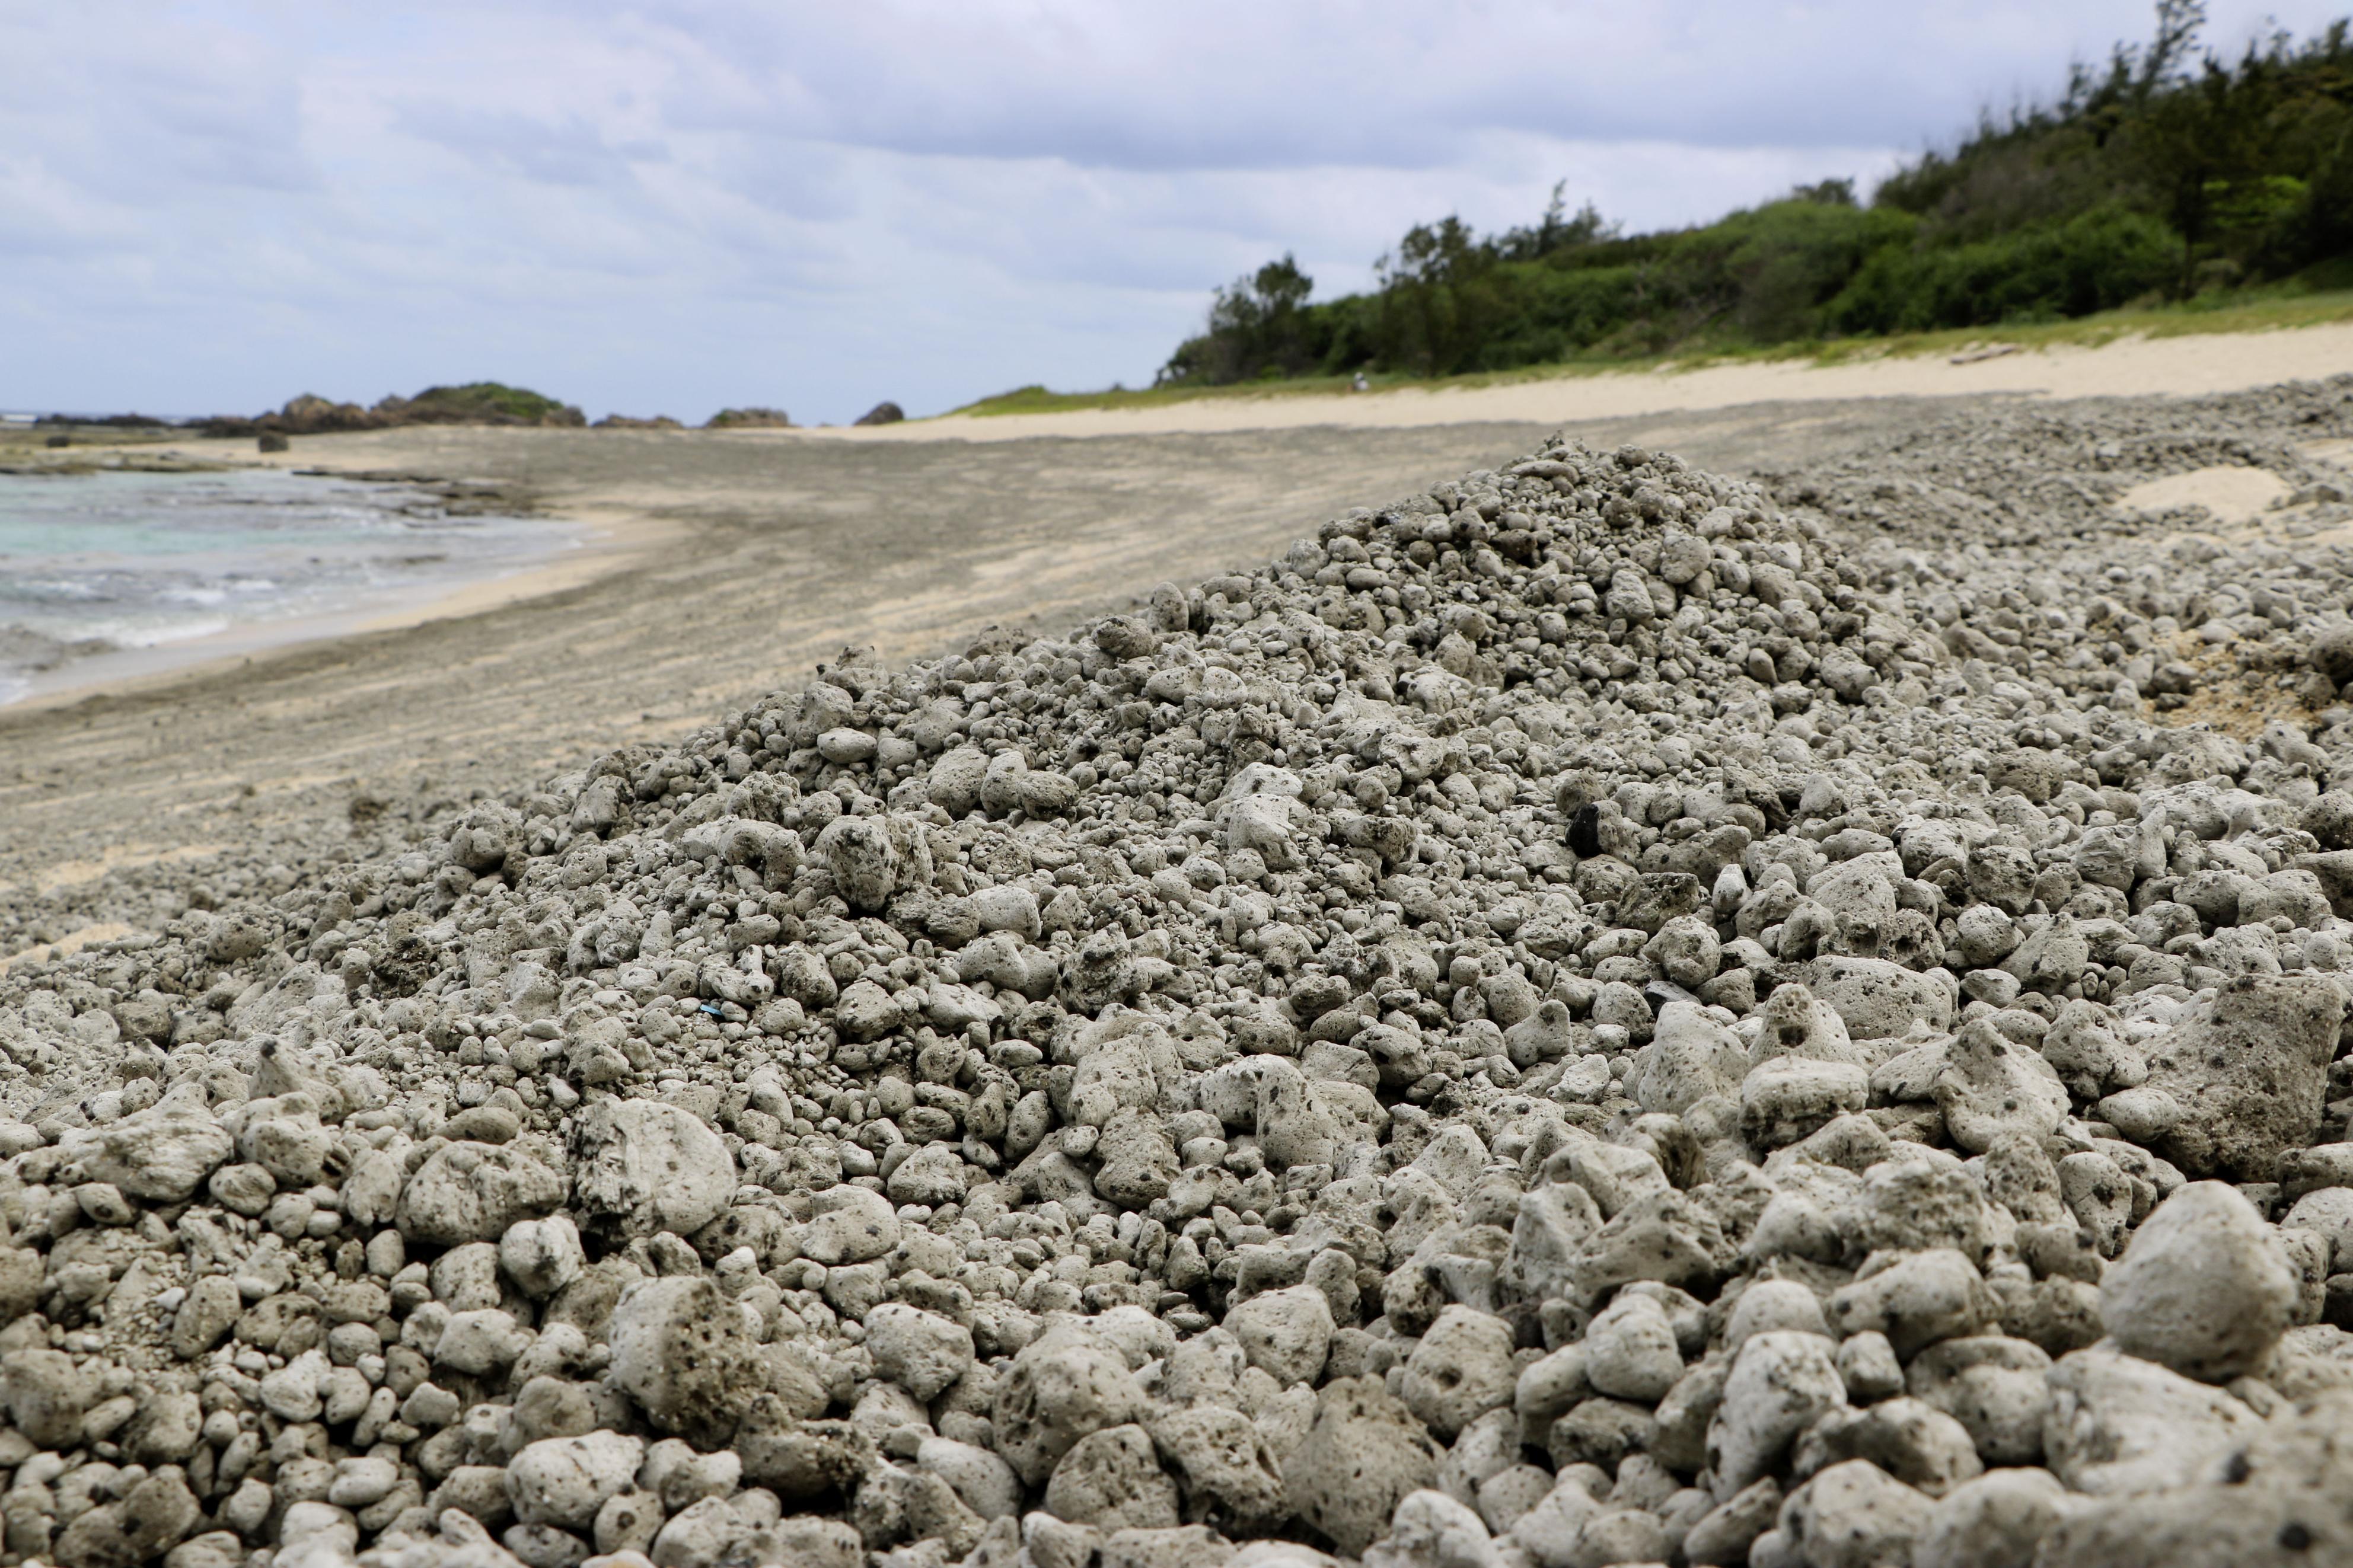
xmin=1352 ymin=372 xmax=1369 ymax=392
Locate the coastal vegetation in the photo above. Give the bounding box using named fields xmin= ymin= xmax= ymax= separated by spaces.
xmin=394 ymin=382 xmax=582 ymax=424
xmin=197 ymin=382 xmax=586 ymax=437
xmin=1155 ymin=3 xmax=2353 ymax=388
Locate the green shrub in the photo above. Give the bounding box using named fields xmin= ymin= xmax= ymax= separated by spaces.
xmin=1156 ymin=6 xmax=2353 ymax=386
xmin=1827 ymin=206 xmax=2180 ymax=333
xmin=400 ymin=383 xmax=582 ymax=424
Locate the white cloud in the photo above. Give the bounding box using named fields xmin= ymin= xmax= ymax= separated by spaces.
xmin=0 ymin=0 xmax=2339 ymax=421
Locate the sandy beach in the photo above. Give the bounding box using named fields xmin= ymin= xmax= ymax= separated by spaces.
xmin=821 ymin=319 xmax=2353 ymax=442
xmin=2 ymin=323 xmax=2349 ymax=937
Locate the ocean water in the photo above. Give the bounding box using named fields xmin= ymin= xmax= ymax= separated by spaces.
xmin=0 ymin=469 xmax=573 ymax=704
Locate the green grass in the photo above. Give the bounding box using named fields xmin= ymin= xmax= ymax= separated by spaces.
xmin=1802 ymin=278 xmax=2353 ymax=363
xmin=0 ymin=424 xmax=180 ymax=451
xmin=944 ymin=282 xmax=2353 ymax=419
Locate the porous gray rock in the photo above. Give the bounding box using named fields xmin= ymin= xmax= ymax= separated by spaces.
xmin=1830 ymin=1248 xmax=1998 ymax=1359
xmin=605 ymin=1275 xmax=768 ymax=1446
xmin=1581 ymin=1292 xmax=1684 ymax=1402
xmin=1145 ymin=1405 xmax=1289 ymax=1532
xmin=1793 ymin=1396 xmax=1983 ymax=1498
xmin=1911 ymin=1467 xmax=2070 ymax=1568
xmin=1806 ymin=956 xmax=1955 ymax=1041
xmin=506 ymin=1432 xmax=646 ymax=1530
xmin=1286 ymin=1376 xmax=1442 ymax=1556
xmin=994 ymin=1323 xmax=1147 ymax=1486
xmin=1774 ymin=1459 xmax=1934 ymax=1568
xmin=797 ymin=1182 xmax=901 ymax=1264
xmin=2 ymin=1347 xmax=87 ymax=1449
xmin=52 ymin=1468 xmax=200 ymax=1568
xmin=2032 ymin=1389 xmax=2353 ymax=1566
xmin=570 ymin=1096 xmax=735 ymax=1238
xmin=1360 ymin=1489 xmax=1497 ymax=1568
xmin=918 ymin=1436 xmax=1023 ymax=1522
xmin=1683 ymin=1476 xmax=1782 ymax=1566
xmin=2099 ymin=1180 xmax=2298 ymax=1382
xmin=1741 ymin=1056 xmax=1868 ymax=1149
xmin=398 ymin=1141 xmax=566 ymax=1244
xmin=499 ymin=1213 xmax=586 ymax=1298
xmin=2042 ymin=1346 xmax=2265 ymax=1494
xmin=1708 ymin=1330 xmax=1846 ymax=1496
xmin=866 ymin=1302 xmax=976 ymax=1401
xmin=1631 ymin=1003 xmax=1747 ymax=1113
xmin=1399 ymin=1305 xmax=1517 ymax=1441
xmin=1225 ymin=1283 xmax=1334 ymax=1388
xmin=1904 ymin=1336 xmax=2052 ymax=1466
xmin=1933 ymin=1018 xmax=2070 ymax=1153
xmin=1043 ymin=1424 xmax=1181 ymax=1532
xmin=2135 ymin=974 xmax=2346 ymax=1180
xmin=54 ymin=1081 xmax=231 ymax=1200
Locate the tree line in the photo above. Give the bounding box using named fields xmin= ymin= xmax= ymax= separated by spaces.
xmin=1159 ymin=4 xmax=2353 ymax=386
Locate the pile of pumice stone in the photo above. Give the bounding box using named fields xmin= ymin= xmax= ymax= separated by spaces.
xmin=12 ymin=382 xmax=2353 ymax=1568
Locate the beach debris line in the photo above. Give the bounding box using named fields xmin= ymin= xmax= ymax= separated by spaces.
xmin=9 ymin=381 xmax=2353 ymax=1566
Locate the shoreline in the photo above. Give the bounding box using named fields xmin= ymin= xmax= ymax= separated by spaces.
xmin=0 ymin=465 xmax=635 ymax=716
xmin=0 ymin=523 xmax=622 ymax=716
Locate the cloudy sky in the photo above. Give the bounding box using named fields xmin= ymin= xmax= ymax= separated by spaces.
xmin=2 ymin=1 xmax=2340 ymax=423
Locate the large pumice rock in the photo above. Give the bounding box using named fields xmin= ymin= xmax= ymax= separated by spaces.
xmin=506 ymin=1432 xmax=646 ymax=1529
xmin=1042 ymin=1424 xmax=1181 ymax=1531
xmin=1911 ymin=1467 xmax=2072 ymax=1568
xmin=1286 ymin=1377 xmax=1442 ymax=1556
xmin=1708 ymin=1330 xmax=1847 ymax=1495
xmin=1805 ymin=955 xmax=1956 ymax=1042
xmin=865 ymin=1302 xmax=976 ymax=1401
xmin=2041 ymin=1346 xmax=2266 ymax=1494
xmin=797 ymin=1182 xmax=902 ymax=1263
xmin=606 ymin=1275 xmax=769 ymax=1446
xmin=2033 ymin=1388 xmax=2353 ymax=1565
xmin=1144 ymin=1404 xmax=1289 ymax=1530
xmin=1398 ymin=1305 xmax=1516 ymax=1439
xmin=1770 ymin=1458 xmax=1935 ymax=1568
xmin=2134 ymin=975 xmax=2345 ymax=1180
xmin=51 ymin=1469 xmax=201 ymax=1567
xmin=1933 ymin=1018 xmax=2070 ymax=1152
xmin=570 ymin=1094 xmax=736 ymax=1238
xmin=994 ymin=1323 xmax=1146 ymax=1486
xmin=1225 ymin=1283 xmax=1334 ymax=1387
xmin=53 ymin=1079 xmax=231 ymax=1199
xmin=2099 ymin=1181 xmax=2298 ymax=1382
xmin=396 ymin=1138 xmax=567 ymax=1244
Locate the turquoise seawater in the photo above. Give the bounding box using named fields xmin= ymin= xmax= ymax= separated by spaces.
xmin=0 ymin=469 xmax=566 ymax=702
